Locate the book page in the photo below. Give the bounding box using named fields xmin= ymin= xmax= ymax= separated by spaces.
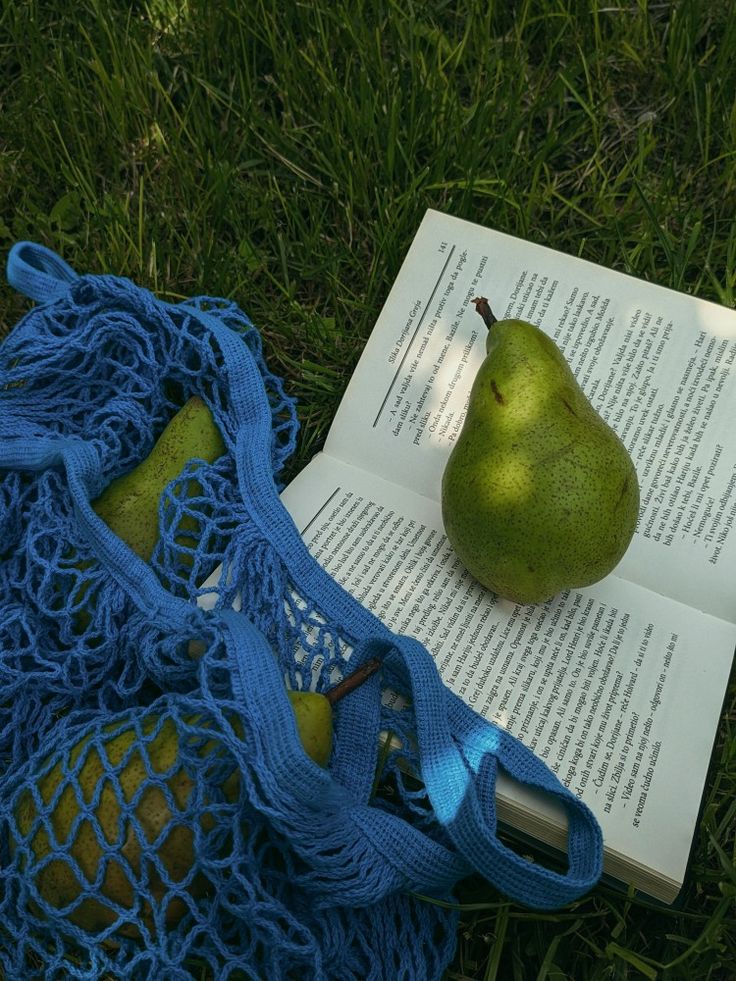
xmin=325 ymin=209 xmax=736 ymax=621
xmin=278 ymin=453 xmax=736 ymax=894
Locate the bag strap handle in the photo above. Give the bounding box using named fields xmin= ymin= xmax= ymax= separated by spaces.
xmin=373 ymin=636 xmax=603 ymax=908
xmin=6 ymin=241 xmax=79 ymax=304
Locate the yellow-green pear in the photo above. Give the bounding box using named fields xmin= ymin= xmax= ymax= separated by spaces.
xmin=441 ymin=298 xmax=639 ymax=605
xmin=91 ymin=395 xmax=226 ymax=565
xmin=12 ymin=694 xmax=330 ymax=938
xmin=69 ymin=396 xmax=226 ymax=624
xmin=12 ymin=659 xmax=380 ymax=938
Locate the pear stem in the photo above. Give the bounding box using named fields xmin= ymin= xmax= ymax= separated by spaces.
xmin=325 ymin=657 xmax=382 ymax=705
xmin=472 ymin=296 xmax=498 ymax=330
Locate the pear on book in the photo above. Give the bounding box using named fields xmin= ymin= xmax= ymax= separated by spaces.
xmin=441 ymin=298 xmax=640 ymax=605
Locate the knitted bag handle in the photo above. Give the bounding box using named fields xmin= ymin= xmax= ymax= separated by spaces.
xmin=7 ymin=240 xmax=79 ymax=304
xmin=4 ymin=243 xmax=603 ymax=914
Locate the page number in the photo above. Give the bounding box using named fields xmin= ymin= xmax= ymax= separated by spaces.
xmin=438 ymin=241 xmax=448 ymax=253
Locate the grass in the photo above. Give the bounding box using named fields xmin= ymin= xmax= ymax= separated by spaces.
xmin=1 ymin=0 xmax=735 ymax=977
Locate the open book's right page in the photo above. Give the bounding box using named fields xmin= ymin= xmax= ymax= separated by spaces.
xmin=325 ymin=209 xmax=736 ymax=621
xmin=281 ymin=457 xmax=734 ymax=899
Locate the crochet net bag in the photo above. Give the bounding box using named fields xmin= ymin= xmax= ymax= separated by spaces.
xmin=0 ymin=243 xmax=602 ymax=980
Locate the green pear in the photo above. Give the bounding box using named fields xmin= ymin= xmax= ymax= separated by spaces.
xmin=441 ymin=298 xmax=639 ymax=605
xmin=69 ymin=396 xmax=226 ymax=624
xmin=91 ymin=395 xmax=227 ymax=565
xmin=12 ymin=694 xmax=331 ymax=938
xmin=12 ymin=659 xmax=380 ymax=938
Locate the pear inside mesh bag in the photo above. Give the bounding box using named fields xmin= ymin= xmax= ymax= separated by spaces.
xmin=10 ymin=694 xmax=246 ymax=940
xmin=5 ymin=627 xmax=453 ymax=981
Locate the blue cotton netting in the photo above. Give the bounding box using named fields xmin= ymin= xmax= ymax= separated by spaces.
xmin=0 ymin=243 xmax=603 ymax=980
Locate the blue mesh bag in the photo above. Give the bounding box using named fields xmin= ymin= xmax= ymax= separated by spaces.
xmin=0 ymin=242 xmax=603 ymax=980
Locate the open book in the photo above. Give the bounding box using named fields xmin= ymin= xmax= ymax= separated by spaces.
xmin=203 ymin=209 xmax=736 ymax=904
